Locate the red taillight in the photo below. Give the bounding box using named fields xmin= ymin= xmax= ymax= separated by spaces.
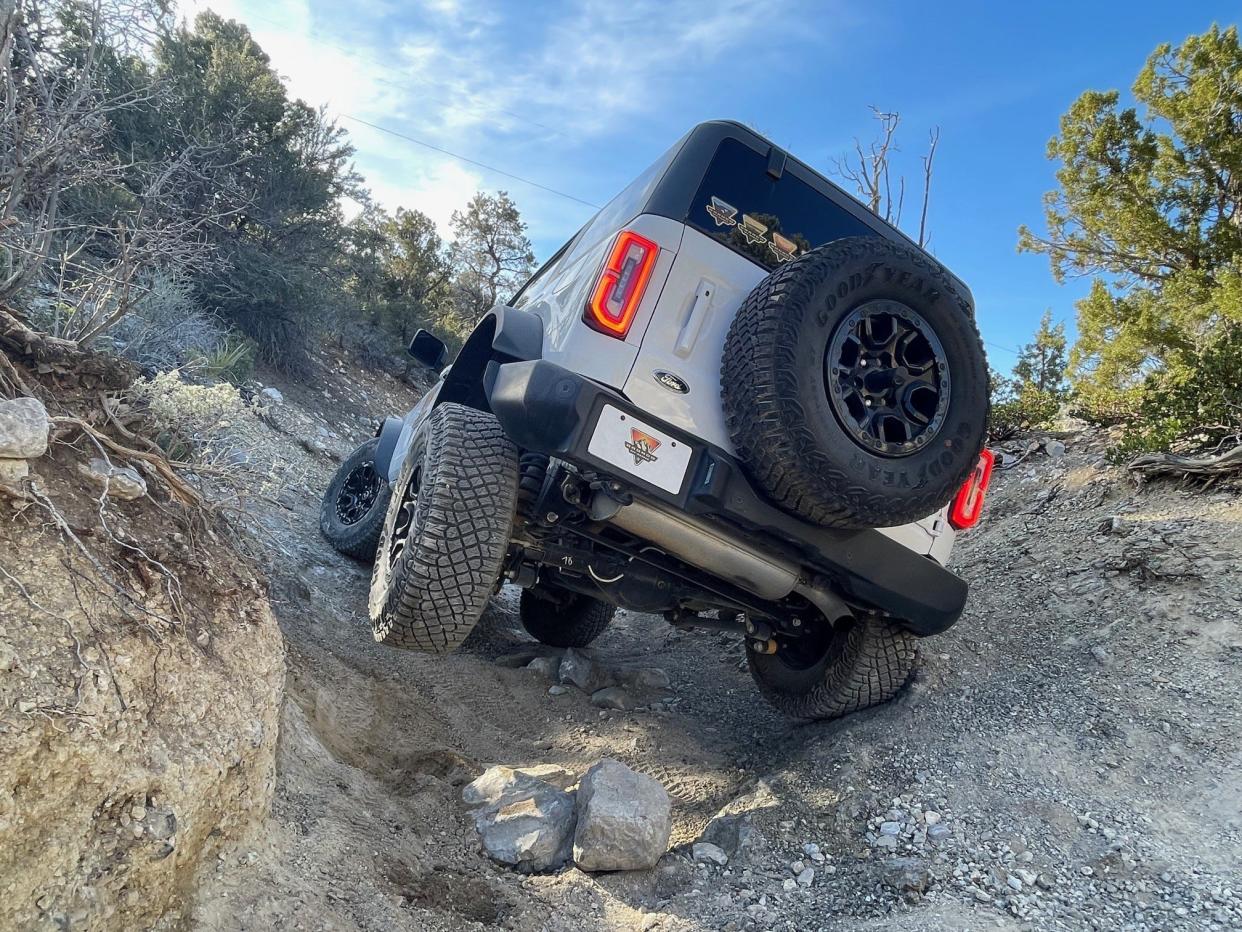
xmin=948 ymin=449 xmax=995 ymax=530
xmin=584 ymin=230 xmax=659 ymax=337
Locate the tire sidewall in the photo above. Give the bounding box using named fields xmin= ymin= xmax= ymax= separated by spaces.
xmin=778 ymin=244 xmax=988 ymax=507
xmin=368 ymin=421 xmax=432 ymax=627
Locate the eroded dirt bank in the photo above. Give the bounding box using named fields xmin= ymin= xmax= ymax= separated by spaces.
xmin=186 ymin=353 xmax=1241 ymax=932
xmin=0 ymin=377 xmax=284 ymax=931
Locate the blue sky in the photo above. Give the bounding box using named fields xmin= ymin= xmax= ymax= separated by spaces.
xmin=182 ymin=0 xmax=1237 ymax=372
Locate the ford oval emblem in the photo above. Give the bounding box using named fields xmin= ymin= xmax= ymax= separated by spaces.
xmin=653 ymin=370 xmax=689 ymax=394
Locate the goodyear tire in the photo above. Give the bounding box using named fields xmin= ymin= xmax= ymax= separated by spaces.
xmin=368 ymin=403 xmax=519 ymax=652
xmin=319 ymin=438 xmax=391 ymax=562
xmin=747 ymin=617 xmax=916 ymax=721
xmin=722 ymin=236 xmax=989 ymax=528
xmin=519 ymin=586 xmax=615 ymax=648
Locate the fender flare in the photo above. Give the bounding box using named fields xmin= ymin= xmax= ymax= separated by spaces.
xmin=377 ymin=307 xmax=542 ymax=483
xmin=373 ymin=415 xmax=405 ymax=484
xmin=437 ymin=306 xmax=543 ymax=409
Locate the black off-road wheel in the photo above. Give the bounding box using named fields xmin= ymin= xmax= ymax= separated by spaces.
xmin=722 ymin=236 xmax=989 ymax=529
xmin=368 ymin=403 xmax=519 ymax=652
xmin=747 ymin=616 xmax=916 ymax=721
xmin=519 ymin=586 xmax=615 ymax=648
xmin=320 ymin=438 xmax=391 ymax=561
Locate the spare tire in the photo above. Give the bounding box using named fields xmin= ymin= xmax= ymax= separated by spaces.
xmin=722 ymin=236 xmax=988 ymax=529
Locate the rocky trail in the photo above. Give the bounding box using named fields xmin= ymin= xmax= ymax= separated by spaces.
xmin=192 ymin=352 xmax=1242 ymax=932
xmin=4 ymin=347 xmax=1240 ymax=932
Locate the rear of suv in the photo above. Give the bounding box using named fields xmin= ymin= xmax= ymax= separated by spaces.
xmin=320 ymin=121 xmax=992 ymax=721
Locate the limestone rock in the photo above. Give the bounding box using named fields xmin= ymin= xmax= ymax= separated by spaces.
xmin=0 ymin=397 xmax=49 ymax=459
xmin=590 ymin=686 xmax=640 ymax=711
xmin=463 ymin=765 xmax=576 ymax=872
xmin=79 ymin=458 xmax=146 ymax=501
xmin=573 ymin=758 xmax=671 ymax=872
xmin=558 ymin=648 xmax=616 ymax=694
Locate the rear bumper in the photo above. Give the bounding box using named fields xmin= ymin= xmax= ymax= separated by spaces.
xmin=484 ymin=359 xmax=968 ymax=635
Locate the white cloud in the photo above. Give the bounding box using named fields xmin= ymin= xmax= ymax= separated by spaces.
xmin=174 ymin=0 xmax=835 ymax=250
xmin=362 ymin=159 xmax=484 ymax=236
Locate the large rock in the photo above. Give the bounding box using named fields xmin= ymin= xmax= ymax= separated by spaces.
xmin=0 ymin=396 xmax=49 ymax=459
xmin=591 ymin=686 xmax=640 ymax=711
xmin=79 ymin=458 xmax=147 ymax=501
xmin=573 ymin=759 xmax=671 ymax=872
xmin=558 ymin=648 xmax=615 ymax=694
xmin=463 ymin=766 xmax=577 ymax=872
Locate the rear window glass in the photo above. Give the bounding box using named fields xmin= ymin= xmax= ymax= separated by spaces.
xmin=687 ymin=138 xmax=875 ymax=269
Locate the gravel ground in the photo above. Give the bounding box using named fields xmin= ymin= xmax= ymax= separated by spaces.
xmin=188 ymin=352 xmax=1242 ymax=932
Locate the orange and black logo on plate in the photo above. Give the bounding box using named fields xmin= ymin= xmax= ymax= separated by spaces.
xmin=625 ymin=428 xmax=661 ymax=466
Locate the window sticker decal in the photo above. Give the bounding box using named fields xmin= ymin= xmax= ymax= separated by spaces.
xmin=769 ymin=231 xmax=799 ymax=263
xmin=737 ymin=214 xmax=769 ymax=246
xmin=705 ymin=196 xmax=738 ymax=227
xmin=702 ymin=190 xmax=810 ymax=265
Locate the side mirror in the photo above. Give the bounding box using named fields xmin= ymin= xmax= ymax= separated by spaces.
xmin=408 ymin=329 xmax=448 ymax=370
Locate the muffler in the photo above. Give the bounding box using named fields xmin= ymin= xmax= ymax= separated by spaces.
xmin=607 ymin=498 xmax=798 ymax=599
xmin=606 ymin=498 xmax=853 ymax=623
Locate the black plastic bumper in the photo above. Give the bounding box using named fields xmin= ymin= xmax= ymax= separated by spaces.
xmin=485 ymin=359 xmax=968 ymax=635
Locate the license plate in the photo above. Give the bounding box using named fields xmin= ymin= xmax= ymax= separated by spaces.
xmin=586 ymin=405 xmax=692 ymax=494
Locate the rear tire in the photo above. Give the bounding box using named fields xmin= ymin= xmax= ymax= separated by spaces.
xmin=368 ymin=403 xmax=519 ymax=652
xmin=320 ymin=438 xmax=390 ymax=562
xmin=519 ymin=586 xmax=615 ymax=648
xmin=746 ymin=617 xmax=916 ymax=721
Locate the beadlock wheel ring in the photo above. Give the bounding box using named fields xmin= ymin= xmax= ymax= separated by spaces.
xmin=824 ymin=299 xmax=951 ymax=458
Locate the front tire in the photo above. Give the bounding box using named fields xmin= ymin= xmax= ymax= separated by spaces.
xmin=368 ymin=403 xmax=519 ymax=652
xmin=320 ymin=438 xmax=391 ymax=561
xmin=747 ymin=617 xmax=916 ymax=721
xmin=519 ymin=586 xmax=615 ymax=648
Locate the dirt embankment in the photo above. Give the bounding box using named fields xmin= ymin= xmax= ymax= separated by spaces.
xmin=0 ymin=360 xmax=284 ymax=931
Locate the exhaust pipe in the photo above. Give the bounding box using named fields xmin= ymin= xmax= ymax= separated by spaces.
xmin=606 ymin=498 xmax=854 ymax=623
xmin=607 ymin=498 xmax=798 ymax=599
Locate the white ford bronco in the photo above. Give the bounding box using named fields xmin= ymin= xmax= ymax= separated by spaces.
xmin=321 ymin=121 xmax=993 ymax=720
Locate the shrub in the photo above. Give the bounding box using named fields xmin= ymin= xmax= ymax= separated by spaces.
xmin=988 ymin=386 xmax=1062 ymax=442
xmin=186 ymin=334 xmax=257 ymax=385
xmin=1108 ymin=324 xmax=1242 ymax=461
xmin=106 ymin=272 xmax=228 ymax=373
xmin=129 ymin=371 xmax=250 ymax=464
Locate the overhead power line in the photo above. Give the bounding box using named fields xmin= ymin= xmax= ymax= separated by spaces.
xmin=341 ymin=115 xmax=600 ymax=210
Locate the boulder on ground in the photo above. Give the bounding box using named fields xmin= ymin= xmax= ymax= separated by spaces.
xmin=881 ymin=856 xmax=931 ymax=897
xmin=620 ymin=667 xmax=672 ymax=691
xmin=525 ymin=655 xmax=561 ymax=679
xmin=558 ymin=648 xmax=616 ymax=694
xmin=0 ymin=458 xmax=29 ymax=483
xmin=79 ymin=458 xmax=147 ymax=501
xmin=573 ymin=758 xmax=671 ymax=872
xmin=590 ymin=686 xmax=640 ymax=711
xmin=463 ymin=765 xmax=577 ymax=872
xmin=692 ymin=841 xmax=729 ymax=866
xmin=0 ymin=396 xmax=49 ymax=459
xmin=697 ymin=810 xmax=754 ymax=859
